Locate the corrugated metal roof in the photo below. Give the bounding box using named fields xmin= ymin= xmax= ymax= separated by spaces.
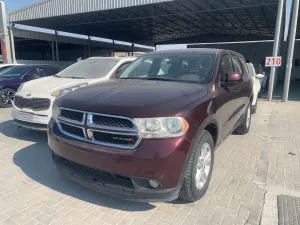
xmin=12 ymin=28 xmax=152 ymax=52
xmin=9 ymin=0 xmax=173 ymax=22
xmin=8 ymin=0 xmax=279 ymax=45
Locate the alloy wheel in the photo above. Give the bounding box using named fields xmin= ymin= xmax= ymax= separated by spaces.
xmin=0 ymin=90 xmax=15 ymax=106
xmin=195 ymin=143 xmax=211 ymax=190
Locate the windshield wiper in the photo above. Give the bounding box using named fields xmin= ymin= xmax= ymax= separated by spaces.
xmin=69 ymin=77 xmax=86 ymax=79
xmin=143 ymin=77 xmax=175 ymax=81
xmin=53 ymin=75 xmax=61 ymax=78
xmin=120 ymin=77 xmax=174 ymax=81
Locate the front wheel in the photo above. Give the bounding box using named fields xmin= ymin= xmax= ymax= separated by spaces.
xmin=0 ymin=88 xmax=15 ymax=108
xmin=235 ymin=104 xmax=251 ymax=135
xmin=179 ymin=130 xmax=214 ymax=202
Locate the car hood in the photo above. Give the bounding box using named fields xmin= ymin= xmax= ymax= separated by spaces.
xmin=0 ymin=77 xmax=21 ymax=86
xmin=57 ymin=79 xmax=208 ymax=118
xmin=18 ymin=76 xmax=104 ymax=94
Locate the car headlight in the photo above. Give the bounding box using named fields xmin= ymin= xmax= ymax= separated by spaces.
xmin=51 ymin=83 xmax=88 ymax=98
xmin=134 ymin=117 xmax=189 ymax=139
xmin=52 ymin=104 xmax=61 ymax=120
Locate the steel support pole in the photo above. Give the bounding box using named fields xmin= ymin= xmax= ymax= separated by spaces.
xmin=55 ymin=30 xmax=59 ymax=62
xmin=267 ymin=0 xmax=285 ymax=101
xmin=51 ymin=41 xmax=55 ymax=62
xmin=283 ymin=0 xmax=299 ymax=102
xmin=88 ymin=36 xmax=91 ymax=57
xmin=8 ymin=27 xmax=16 ymax=63
xmin=112 ymin=40 xmax=115 ymax=57
xmin=131 ymin=43 xmax=134 ymax=56
xmin=155 ymin=44 xmax=157 ymax=51
xmin=84 ymin=45 xmax=87 ymax=59
xmin=0 ymin=2 xmax=12 ymax=63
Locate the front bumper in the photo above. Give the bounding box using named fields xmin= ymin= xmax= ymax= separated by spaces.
xmin=53 ymin=153 xmax=180 ymax=202
xmin=12 ymin=106 xmax=51 ymax=131
xmin=48 ymin=118 xmax=192 ymax=201
xmin=14 ymin=119 xmax=48 ymax=131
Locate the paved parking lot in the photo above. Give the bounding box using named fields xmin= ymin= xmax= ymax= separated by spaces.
xmin=0 ymin=100 xmax=300 ymax=225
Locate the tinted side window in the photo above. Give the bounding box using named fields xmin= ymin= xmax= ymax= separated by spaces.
xmin=231 ymin=55 xmax=243 ymax=74
xmin=220 ymin=54 xmax=233 ymax=82
xmin=114 ymin=63 xmax=132 ymax=78
xmin=44 ymin=66 xmax=60 ymax=76
xmin=26 ymin=68 xmax=44 ymax=77
xmin=23 ymin=67 xmax=44 ymax=80
xmin=239 ymin=58 xmax=248 ymax=72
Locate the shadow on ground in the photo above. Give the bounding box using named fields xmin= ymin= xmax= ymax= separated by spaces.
xmin=0 ymin=120 xmax=47 ymax=143
xmin=0 ymin=120 xmax=156 ymax=211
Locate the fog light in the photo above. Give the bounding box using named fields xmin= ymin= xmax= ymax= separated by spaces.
xmin=149 ymin=180 xmax=159 ymax=189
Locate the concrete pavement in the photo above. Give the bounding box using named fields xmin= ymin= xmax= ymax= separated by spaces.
xmin=0 ymin=99 xmax=299 ymax=225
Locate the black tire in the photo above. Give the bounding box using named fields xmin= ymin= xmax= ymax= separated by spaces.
xmin=235 ymin=104 xmax=251 ymax=135
xmin=0 ymin=88 xmax=15 ymax=108
xmin=179 ymin=130 xmax=214 ymax=202
xmin=251 ymin=101 xmax=257 ymax=114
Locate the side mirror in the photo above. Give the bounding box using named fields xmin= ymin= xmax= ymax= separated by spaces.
xmin=256 ymin=74 xmax=265 ymax=79
xmin=226 ymin=72 xmax=242 ymax=83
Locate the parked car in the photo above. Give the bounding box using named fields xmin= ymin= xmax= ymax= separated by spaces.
xmin=48 ymin=49 xmax=253 ymax=202
xmin=12 ymin=57 xmax=136 ymax=131
xmin=0 ymin=64 xmax=60 ymax=108
xmin=246 ymin=62 xmax=265 ymax=114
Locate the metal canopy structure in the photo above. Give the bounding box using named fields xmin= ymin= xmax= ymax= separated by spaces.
xmin=12 ymin=28 xmax=151 ymax=52
xmin=8 ymin=0 xmax=280 ymax=46
xmin=6 ymin=0 xmax=300 ymax=102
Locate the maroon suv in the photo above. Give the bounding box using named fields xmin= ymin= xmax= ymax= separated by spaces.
xmin=48 ymin=49 xmax=253 ymax=202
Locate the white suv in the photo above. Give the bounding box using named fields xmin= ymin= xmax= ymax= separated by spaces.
xmin=246 ymin=63 xmax=265 ymax=114
xmin=12 ymin=57 xmax=136 ymax=131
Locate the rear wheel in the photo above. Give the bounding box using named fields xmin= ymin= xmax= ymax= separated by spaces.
xmin=0 ymin=88 xmax=15 ymax=108
xmin=179 ymin=130 xmax=214 ymax=202
xmin=235 ymin=104 xmax=251 ymax=135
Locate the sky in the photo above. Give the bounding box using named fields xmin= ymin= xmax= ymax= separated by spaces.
xmin=2 ymin=0 xmax=293 ymax=50
xmin=3 ymin=0 xmax=38 ymax=12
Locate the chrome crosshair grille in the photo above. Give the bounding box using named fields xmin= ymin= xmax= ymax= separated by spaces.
xmin=57 ymin=108 xmax=141 ymax=149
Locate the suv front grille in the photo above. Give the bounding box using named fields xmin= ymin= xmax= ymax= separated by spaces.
xmin=57 ymin=108 xmax=140 ymax=149
xmin=14 ymin=96 xmax=50 ymax=111
xmin=92 ymin=115 xmax=134 ymax=128
xmin=60 ymin=122 xmax=85 ymax=139
xmin=60 ymin=109 xmax=84 ymax=123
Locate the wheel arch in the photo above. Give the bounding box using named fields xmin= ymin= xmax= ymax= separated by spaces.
xmin=196 ymin=115 xmax=220 ymax=146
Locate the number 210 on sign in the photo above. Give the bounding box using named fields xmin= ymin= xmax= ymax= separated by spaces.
xmin=265 ymin=57 xmax=282 ymax=67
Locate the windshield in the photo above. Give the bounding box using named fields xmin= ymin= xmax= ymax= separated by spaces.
xmin=119 ymin=54 xmax=215 ymax=84
xmin=0 ymin=66 xmax=30 ymax=77
xmin=56 ymin=58 xmax=121 ymax=79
